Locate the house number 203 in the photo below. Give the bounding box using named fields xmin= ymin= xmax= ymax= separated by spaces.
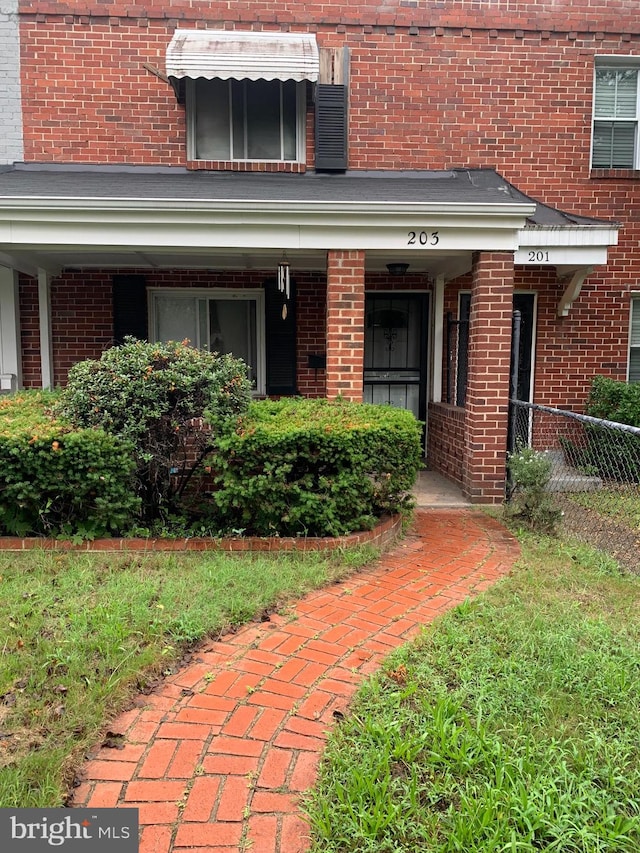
xmin=407 ymin=230 xmax=440 ymax=246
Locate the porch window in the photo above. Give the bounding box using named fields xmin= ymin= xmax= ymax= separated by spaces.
xmin=187 ymin=78 xmax=305 ymax=163
xmin=149 ymin=289 xmax=265 ymax=393
xmin=629 ymin=295 xmax=640 ymax=382
xmin=592 ymin=63 xmax=640 ymax=169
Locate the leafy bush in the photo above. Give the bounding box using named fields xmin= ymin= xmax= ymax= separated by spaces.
xmin=0 ymin=392 xmax=139 ymax=537
xmin=207 ymin=398 xmax=423 ymax=537
xmin=562 ymin=377 xmax=640 ymax=483
xmin=56 ymin=338 xmax=252 ymax=522
xmin=586 ymin=375 xmax=640 ymax=426
xmin=506 ymin=445 xmax=561 ymax=533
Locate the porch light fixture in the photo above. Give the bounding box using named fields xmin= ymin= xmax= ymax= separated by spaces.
xmin=277 ymin=253 xmax=291 ymax=300
xmin=386 ymin=262 xmax=410 ymax=276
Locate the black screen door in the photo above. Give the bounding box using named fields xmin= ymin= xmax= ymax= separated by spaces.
xmin=364 ymin=293 xmax=428 ymax=423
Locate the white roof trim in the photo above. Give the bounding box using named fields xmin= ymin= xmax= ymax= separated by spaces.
xmin=166 ymin=29 xmax=320 ymax=82
xmin=519 ymin=224 xmax=619 ymax=247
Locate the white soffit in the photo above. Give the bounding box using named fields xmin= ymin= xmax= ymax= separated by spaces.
xmin=166 ymin=29 xmax=320 ymax=82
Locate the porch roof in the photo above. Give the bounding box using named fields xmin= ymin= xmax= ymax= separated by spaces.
xmin=0 ymin=166 xmax=618 ymax=282
xmin=0 ymin=166 xmax=612 ymax=218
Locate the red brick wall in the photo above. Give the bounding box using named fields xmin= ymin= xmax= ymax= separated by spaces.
xmin=427 ymin=403 xmax=465 ymax=486
xmin=12 ymin=2 xmax=640 ymax=434
xmin=463 ymin=252 xmax=514 ymax=503
xmin=19 ymin=268 xmax=329 ymax=391
xmin=296 ymin=273 xmax=326 ymax=398
xmin=326 ymin=250 xmax=365 ymax=401
xmin=19 ymin=265 xmax=432 ymax=391
xmin=19 ymin=276 xmax=42 ymax=388
xmin=517 ymin=269 xmax=629 ymax=411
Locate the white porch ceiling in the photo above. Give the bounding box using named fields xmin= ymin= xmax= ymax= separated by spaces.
xmin=0 ymin=246 xmax=473 ymax=279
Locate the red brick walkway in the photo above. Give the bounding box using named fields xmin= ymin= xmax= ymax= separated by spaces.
xmin=72 ymin=510 xmax=519 ymax=853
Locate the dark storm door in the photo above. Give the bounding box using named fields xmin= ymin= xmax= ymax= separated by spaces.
xmin=509 ymin=292 xmax=536 ymax=449
xmin=513 ymin=293 xmax=535 ymax=405
xmin=363 ymin=293 xmax=429 ymax=423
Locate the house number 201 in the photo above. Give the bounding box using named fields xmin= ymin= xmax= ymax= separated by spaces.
xmin=528 ymin=250 xmax=550 ymax=262
xmin=407 ymin=230 xmax=440 ymax=246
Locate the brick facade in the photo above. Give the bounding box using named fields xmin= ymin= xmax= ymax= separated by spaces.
xmin=326 ymin=250 xmax=365 ymax=402
xmin=463 ymin=252 xmax=515 ymax=503
xmin=5 ymin=1 xmax=640 ymax=500
xmin=427 ymin=403 xmax=465 ymax=486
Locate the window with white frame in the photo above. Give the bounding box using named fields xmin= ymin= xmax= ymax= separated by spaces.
xmin=187 ymin=78 xmax=305 ymax=163
xmin=150 ymin=289 xmax=265 ymax=393
xmin=629 ymin=295 xmax=640 ymax=382
xmin=592 ymin=62 xmax=640 ymax=169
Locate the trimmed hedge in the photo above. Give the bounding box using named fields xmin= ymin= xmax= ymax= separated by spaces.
xmin=0 ymin=392 xmax=140 ymax=538
xmin=208 ymin=398 xmax=423 ymax=537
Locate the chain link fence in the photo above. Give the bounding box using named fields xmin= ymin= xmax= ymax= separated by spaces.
xmin=509 ymin=400 xmax=640 ymax=574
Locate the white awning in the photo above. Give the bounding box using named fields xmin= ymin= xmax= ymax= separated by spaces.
xmin=166 ymin=29 xmax=320 ymax=82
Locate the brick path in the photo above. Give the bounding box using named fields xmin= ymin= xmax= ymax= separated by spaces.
xmin=72 ymin=510 xmax=519 ymax=853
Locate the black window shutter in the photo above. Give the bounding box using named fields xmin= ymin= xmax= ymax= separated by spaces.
xmin=264 ymin=277 xmax=297 ymax=396
xmin=315 ymin=84 xmax=348 ymax=171
xmin=112 ymin=275 xmax=148 ymax=344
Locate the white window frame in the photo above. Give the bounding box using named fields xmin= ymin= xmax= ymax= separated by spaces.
xmin=148 ymin=287 xmax=266 ymax=395
xmin=628 ymin=292 xmax=640 ymax=382
xmin=591 ymin=57 xmax=640 ymax=169
xmin=186 ymin=78 xmax=307 ymax=164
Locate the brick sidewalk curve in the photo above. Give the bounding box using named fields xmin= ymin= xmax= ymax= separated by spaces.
xmin=72 ymin=509 xmax=520 ymax=853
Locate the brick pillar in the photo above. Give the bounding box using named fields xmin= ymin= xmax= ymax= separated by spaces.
xmin=326 ymin=250 xmax=365 ymax=401
xmin=462 ymin=251 xmax=514 ymax=503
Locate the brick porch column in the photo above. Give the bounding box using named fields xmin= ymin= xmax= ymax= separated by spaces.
xmin=326 ymin=249 xmax=365 ymax=401
xmin=462 ymin=251 xmax=514 ymax=503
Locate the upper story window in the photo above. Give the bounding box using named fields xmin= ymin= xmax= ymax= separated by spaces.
xmin=592 ymin=62 xmax=640 ymax=169
xmin=187 ymin=78 xmax=305 ymax=163
xmin=166 ymin=29 xmax=319 ymax=168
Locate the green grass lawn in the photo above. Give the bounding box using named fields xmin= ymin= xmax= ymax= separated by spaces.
xmin=0 ymin=545 xmax=376 ymax=808
xmin=305 ymin=532 xmax=640 ymax=852
xmin=570 ymin=486 xmax=640 ymax=531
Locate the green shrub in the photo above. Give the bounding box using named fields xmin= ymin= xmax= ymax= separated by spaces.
xmin=586 ymin=375 xmax=640 ymax=426
xmin=207 ymin=398 xmax=423 ymax=537
xmin=506 ymin=445 xmax=561 ymax=533
xmin=562 ymin=377 xmax=640 ymax=483
xmin=0 ymin=392 xmax=139 ymax=537
xmin=55 ymin=338 xmax=252 ymax=522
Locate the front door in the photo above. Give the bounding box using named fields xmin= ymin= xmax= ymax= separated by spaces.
xmin=363 ymin=293 xmax=429 ymax=424
xmin=509 ymin=292 xmax=536 ymax=449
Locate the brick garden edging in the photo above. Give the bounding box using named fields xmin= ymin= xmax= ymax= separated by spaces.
xmin=0 ymin=513 xmax=402 ymax=552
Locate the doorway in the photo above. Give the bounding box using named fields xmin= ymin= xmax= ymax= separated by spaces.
xmin=363 ymin=293 xmax=429 ymax=425
xmin=509 ymin=292 xmax=536 ymax=449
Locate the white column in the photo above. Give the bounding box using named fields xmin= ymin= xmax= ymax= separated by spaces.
xmin=38 ymin=268 xmax=54 ymax=389
xmin=0 ymin=265 xmax=21 ymax=390
xmin=431 ymin=274 xmax=445 ymax=403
